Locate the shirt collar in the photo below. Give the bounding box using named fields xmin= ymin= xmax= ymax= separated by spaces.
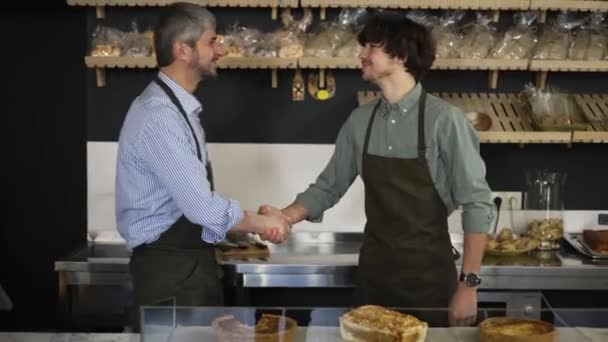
xmin=379 ymin=83 xmax=423 ymax=118
xmin=158 ymin=71 xmax=202 ymax=117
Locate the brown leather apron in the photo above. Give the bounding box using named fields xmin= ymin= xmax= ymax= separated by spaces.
xmin=129 ymin=76 xmax=222 ymax=331
xmin=355 ymin=90 xmax=457 ymax=324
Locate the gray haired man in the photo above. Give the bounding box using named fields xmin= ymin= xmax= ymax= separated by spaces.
xmin=115 ymin=3 xmax=291 ymax=330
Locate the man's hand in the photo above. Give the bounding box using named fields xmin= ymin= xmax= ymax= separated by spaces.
xmin=257 ymin=211 xmax=291 ymax=244
xmin=449 ymin=284 xmax=478 ymax=326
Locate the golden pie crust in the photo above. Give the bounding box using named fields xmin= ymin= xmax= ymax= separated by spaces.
xmin=478 ymin=317 xmax=557 ymax=342
xmin=211 ymin=313 xmax=297 ymax=342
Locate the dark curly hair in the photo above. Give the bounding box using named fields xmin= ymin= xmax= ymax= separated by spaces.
xmin=357 ymin=11 xmax=436 ymax=82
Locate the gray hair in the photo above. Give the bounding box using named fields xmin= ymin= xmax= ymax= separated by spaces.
xmin=155 ymin=3 xmax=217 ymax=67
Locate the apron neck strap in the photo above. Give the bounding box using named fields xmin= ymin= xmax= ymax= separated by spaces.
xmin=417 ymin=90 xmax=427 ymax=160
xmin=153 ymin=76 xmax=202 ymax=161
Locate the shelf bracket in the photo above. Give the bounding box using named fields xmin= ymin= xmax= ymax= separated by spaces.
xmin=271 ymin=69 xmax=278 ymax=88
xmin=538 ymin=10 xmax=547 ymax=24
xmin=535 ymin=71 xmax=548 ymax=90
xmin=95 ymin=68 xmax=106 ymax=87
xmin=96 ymin=6 xmax=105 ymax=19
xmin=488 ymin=70 xmax=499 ymax=90
xmin=319 ymin=68 xmax=326 ymax=88
xmin=320 ymin=7 xmax=327 ymax=21
xmin=491 ymin=10 xmax=500 ymax=23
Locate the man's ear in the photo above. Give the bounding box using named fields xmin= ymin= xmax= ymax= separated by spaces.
xmin=172 ymin=40 xmax=191 ymax=62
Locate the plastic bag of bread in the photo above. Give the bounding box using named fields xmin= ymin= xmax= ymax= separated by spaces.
xmin=271 ymin=9 xmax=313 ymax=58
xmin=218 ymin=23 xmax=262 ymax=57
xmin=304 ymin=24 xmax=337 ymax=58
xmin=521 ymin=83 xmax=588 ymax=131
xmin=491 ymin=11 xmax=538 ymax=59
xmin=90 ymin=25 xmax=125 ymax=57
xmin=569 ymin=13 xmax=607 ymax=60
xmin=121 ymin=22 xmax=154 ymax=57
xmin=533 ymin=12 xmax=582 ymax=60
xmin=432 ymin=11 xmax=465 ymax=59
xmin=459 ymin=13 xmax=497 ymax=59
xmin=304 ymin=8 xmax=366 ymax=58
xmin=335 ymin=34 xmax=362 ymax=57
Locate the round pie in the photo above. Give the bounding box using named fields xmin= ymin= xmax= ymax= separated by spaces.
xmin=212 ymin=313 xmax=297 ymax=342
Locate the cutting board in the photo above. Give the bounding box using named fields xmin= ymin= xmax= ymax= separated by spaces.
xmin=215 ymin=240 xmax=270 ymax=260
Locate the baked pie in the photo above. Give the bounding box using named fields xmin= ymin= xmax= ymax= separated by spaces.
xmin=478 ymin=317 xmax=557 ymax=342
xmin=339 ymin=305 xmax=428 ymax=342
xmin=212 ymin=313 xmax=297 ymax=342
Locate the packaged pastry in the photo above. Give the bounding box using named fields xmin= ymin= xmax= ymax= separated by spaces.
xmin=459 ymin=12 xmax=497 ymax=59
xmin=432 ymin=11 xmax=465 ymax=59
xmin=89 ymin=25 xmax=125 ymax=57
xmin=520 ymin=83 xmax=589 ymax=131
xmin=304 ymin=8 xmax=366 ymax=58
xmin=121 ymin=22 xmax=154 ymax=57
xmin=568 ymin=13 xmax=607 ymax=60
xmin=533 ymin=12 xmax=583 ymax=60
xmin=491 ymin=11 xmax=538 ymax=60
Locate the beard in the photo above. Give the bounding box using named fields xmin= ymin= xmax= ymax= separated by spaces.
xmin=189 ymin=51 xmax=218 ymax=79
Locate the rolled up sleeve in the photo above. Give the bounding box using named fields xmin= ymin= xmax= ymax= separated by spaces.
xmin=295 ymin=119 xmax=358 ymax=222
xmin=438 ymin=108 xmax=494 ymax=234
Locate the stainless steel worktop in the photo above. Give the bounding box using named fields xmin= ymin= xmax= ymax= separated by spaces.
xmin=55 ymin=232 xmax=608 ymax=290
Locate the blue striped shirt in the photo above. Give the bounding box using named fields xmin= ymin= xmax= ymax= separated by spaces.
xmin=115 ymin=71 xmax=244 ymax=250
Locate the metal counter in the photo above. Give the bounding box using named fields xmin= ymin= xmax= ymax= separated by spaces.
xmin=55 ymin=232 xmax=608 ymax=289
xmin=55 ymin=232 xmax=608 ymax=319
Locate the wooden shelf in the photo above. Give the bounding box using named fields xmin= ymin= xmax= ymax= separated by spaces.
xmin=530 ymin=60 xmax=608 ymax=89
xmin=357 ymin=91 xmax=575 ymax=144
xmin=68 ymin=0 xmax=297 ymax=7
xmin=572 ymin=94 xmax=608 ymax=143
xmin=529 ymin=60 xmax=608 ymax=72
xmin=432 ymin=59 xmax=528 ymax=71
xmin=299 ymin=0 xmax=528 ymax=9
xmin=85 ymin=56 xmax=296 ymax=87
xmin=85 ymin=56 xmax=156 ymax=68
xmin=68 ymin=0 xmax=297 ymax=19
xmin=298 ymin=57 xmax=360 ymax=69
xmin=530 ymin=0 xmax=608 ymax=11
xmin=218 ymin=57 xmax=297 ymax=69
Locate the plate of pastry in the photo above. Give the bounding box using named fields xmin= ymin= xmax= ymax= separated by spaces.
xmin=486 ymin=228 xmax=541 ymax=257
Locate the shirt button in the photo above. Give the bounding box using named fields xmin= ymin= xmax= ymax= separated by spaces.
xmin=388 ymin=146 xmax=393 ymax=151
xmin=391 ymin=119 xmax=396 ymax=124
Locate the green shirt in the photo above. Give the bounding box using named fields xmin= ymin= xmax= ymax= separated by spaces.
xmin=296 ymin=83 xmax=494 ymax=234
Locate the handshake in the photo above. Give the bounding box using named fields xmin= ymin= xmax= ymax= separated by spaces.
xmin=256 ymin=205 xmax=292 ymax=244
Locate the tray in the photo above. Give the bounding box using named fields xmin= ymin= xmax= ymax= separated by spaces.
xmin=564 ymin=233 xmax=608 ymax=259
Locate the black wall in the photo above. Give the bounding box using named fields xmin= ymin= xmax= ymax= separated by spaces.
xmin=86 ymin=7 xmax=608 ymax=209
xmin=1 ymin=3 xmax=607 ymax=332
xmin=2 ymin=2 xmax=86 ymax=331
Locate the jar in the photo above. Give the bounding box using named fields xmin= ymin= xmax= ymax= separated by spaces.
xmin=523 ymin=169 xmax=567 ymax=250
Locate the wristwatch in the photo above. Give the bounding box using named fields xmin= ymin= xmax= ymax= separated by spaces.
xmin=459 ymin=272 xmax=482 ymax=288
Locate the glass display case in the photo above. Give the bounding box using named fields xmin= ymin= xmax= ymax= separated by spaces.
xmin=140 ymin=305 xmax=608 ymax=342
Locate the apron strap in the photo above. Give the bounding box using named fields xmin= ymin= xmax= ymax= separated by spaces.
xmin=153 ymin=76 xmax=202 ymax=161
xmin=363 ymin=100 xmax=382 ymax=156
xmin=417 ymin=90 xmax=427 ymax=160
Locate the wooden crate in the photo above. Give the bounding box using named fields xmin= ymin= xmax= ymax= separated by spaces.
xmin=572 ymin=94 xmax=608 ymax=143
xmin=530 ymin=0 xmax=608 ymax=11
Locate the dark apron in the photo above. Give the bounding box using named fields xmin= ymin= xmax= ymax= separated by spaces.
xmin=129 ymin=76 xmax=222 ymax=331
xmin=355 ymin=90 xmax=457 ymax=325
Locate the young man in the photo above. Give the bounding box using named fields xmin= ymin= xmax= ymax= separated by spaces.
xmin=115 ymin=3 xmax=290 ymax=330
xmin=261 ymin=11 xmax=493 ymax=326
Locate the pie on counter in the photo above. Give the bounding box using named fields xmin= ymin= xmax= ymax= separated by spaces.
xmin=583 ymin=229 xmax=608 ymax=254
xmin=478 ymin=317 xmax=557 ymax=342
xmin=339 ymin=305 xmax=428 ymax=342
xmin=212 ymin=313 xmax=297 ymax=342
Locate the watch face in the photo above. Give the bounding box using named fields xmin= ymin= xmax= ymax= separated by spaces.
xmin=465 ymin=273 xmax=481 ymax=287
